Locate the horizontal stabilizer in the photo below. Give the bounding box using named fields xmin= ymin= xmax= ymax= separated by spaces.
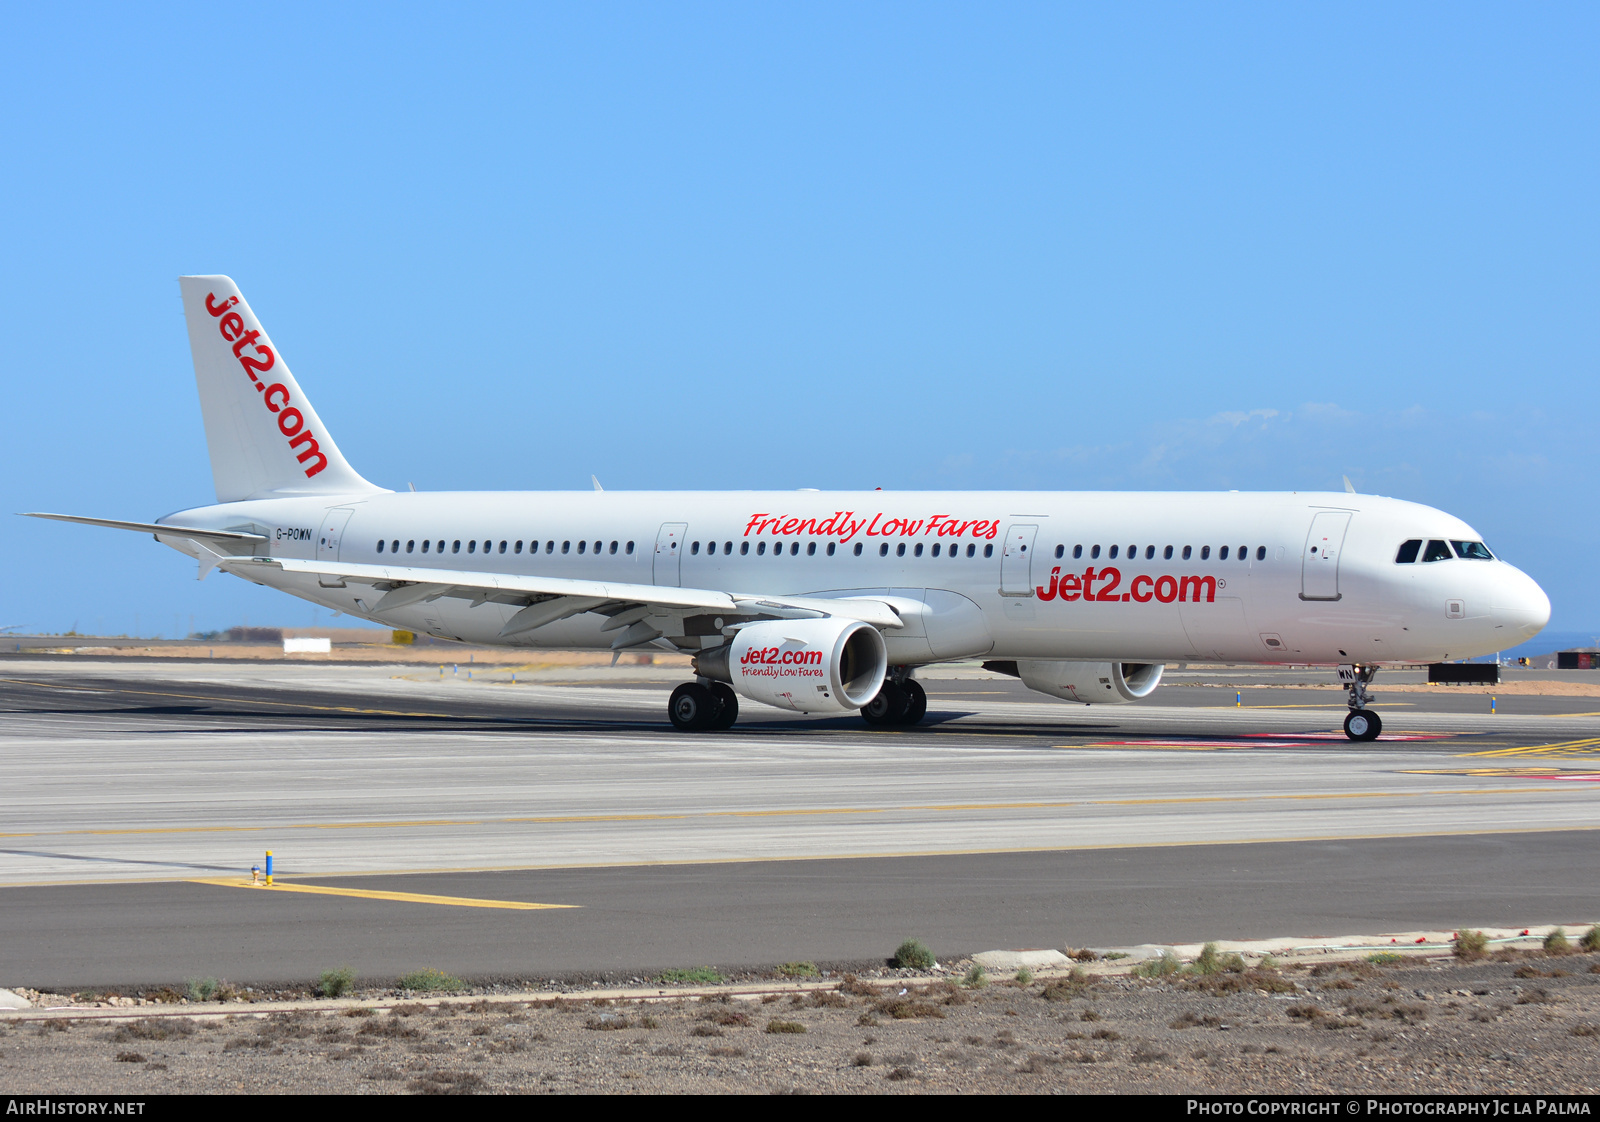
xmin=20 ymin=512 xmax=266 ymax=546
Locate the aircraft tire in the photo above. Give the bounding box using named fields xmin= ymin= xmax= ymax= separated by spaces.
xmin=708 ymin=683 xmax=739 ymax=730
xmin=1343 ymin=709 xmax=1381 ymax=741
xmin=900 ymin=679 xmax=927 ymax=725
xmin=861 ymin=682 xmax=909 ymax=726
xmin=669 ymin=683 xmax=716 ymax=731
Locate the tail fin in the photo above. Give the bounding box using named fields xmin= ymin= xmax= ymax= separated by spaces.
xmin=179 ymin=275 xmax=384 ymax=502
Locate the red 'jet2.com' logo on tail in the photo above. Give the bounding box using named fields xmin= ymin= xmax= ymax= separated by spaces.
xmin=205 ymin=292 xmax=328 ymax=479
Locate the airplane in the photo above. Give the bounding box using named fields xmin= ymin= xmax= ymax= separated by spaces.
xmin=25 ymin=276 xmax=1551 ymax=741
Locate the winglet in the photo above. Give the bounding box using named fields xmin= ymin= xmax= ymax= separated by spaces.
xmin=1343 ymin=475 xmax=1357 ymax=494
xmin=591 ymin=475 xmax=604 ymax=492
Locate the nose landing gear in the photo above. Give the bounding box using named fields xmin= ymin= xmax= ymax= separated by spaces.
xmin=1339 ymin=664 xmax=1381 ymax=741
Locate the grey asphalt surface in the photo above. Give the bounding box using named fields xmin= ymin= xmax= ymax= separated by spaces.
xmin=1 ymin=659 xmax=1597 ymax=989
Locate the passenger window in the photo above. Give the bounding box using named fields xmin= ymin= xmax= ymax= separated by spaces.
xmin=967 ymin=543 xmax=976 ymax=558
xmin=468 ymin=540 xmax=476 ymax=553
xmin=790 ymin=542 xmax=799 ymax=556
xmin=741 ymin=541 xmax=750 ymax=555
xmin=482 ymin=541 xmax=490 ymax=552
xmin=895 ymin=543 xmax=905 ymax=557
xmin=807 ymin=542 xmax=816 ymax=556
xmin=1256 ymin=546 xmax=1265 ymax=561
xmin=1200 ymin=545 xmax=1210 ymax=560
xmin=1422 ymin=540 xmax=1452 ymax=562
xmin=1108 ymin=545 xmax=1119 ymax=559
xmin=577 ymin=540 xmax=586 ymax=554
xmin=421 ymin=540 xmax=430 ymax=553
xmin=513 ymin=541 xmax=522 ymax=554
xmin=610 ymin=541 xmax=618 ymax=554
xmin=452 ymin=540 xmax=461 ymax=554
xmin=690 ymin=541 xmax=699 ymax=555
xmin=376 ymin=540 xmax=384 ymax=553
xmin=1164 ymin=545 xmax=1173 ymax=560
xmin=545 ymin=541 xmax=554 ymax=554
xmin=1073 ymin=545 xmax=1083 ymax=559
xmin=1055 ymin=544 xmax=1064 ymax=559
xmin=495 ymin=541 xmax=504 ymax=554
xmin=913 ymin=543 xmax=923 ymax=557
xmin=1237 ymin=546 xmax=1246 ymax=561
xmin=407 ymin=540 xmax=415 ymax=553
xmin=757 ymin=541 xmax=767 ymax=556
xmin=723 ymin=542 xmax=731 ymax=555
xmin=1395 ymin=540 xmax=1422 ymax=564
xmin=1219 ymin=546 xmax=1229 ymax=560
xmin=1145 ymin=545 xmax=1155 ymax=560
xmin=1090 ymin=545 xmax=1101 ymax=559
xmin=984 ymin=544 xmax=994 ymax=558
xmin=1452 ymin=540 xmax=1494 ymax=560
xmin=854 ymin=543 xmax=863 ymax=556
xmin=879 ymin=543 xmax=889 ymax=557
xmin=562 ymin=541 xmax=570 ymax=554
xmin=1182 ymin=546 xmax=1192 ymax=560
xmin=826 ymin=542 xmax=836 ymax=556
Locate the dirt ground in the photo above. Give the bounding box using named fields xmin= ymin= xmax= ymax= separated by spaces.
xmin=3 ymin=952 xmax=1598 ymax=1095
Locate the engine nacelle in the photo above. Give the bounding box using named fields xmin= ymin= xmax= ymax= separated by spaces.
xmin=694 ymin=618 xmax=888 ymax=714
xmin=986 ymin=659 xmax=1164 ymax=705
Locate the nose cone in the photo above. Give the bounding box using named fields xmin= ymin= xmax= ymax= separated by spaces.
xmin=1497 ymin=565 xmax=1551 ymax=642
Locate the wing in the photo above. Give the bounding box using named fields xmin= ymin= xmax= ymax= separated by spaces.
xmin=227 ymin=556 xmax=907 ymax=649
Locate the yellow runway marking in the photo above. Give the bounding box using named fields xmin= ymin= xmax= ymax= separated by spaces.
xmin=1462 ymin=738 xmax=1600 ymax=760
xmin=186 ymin=877 xmax=576 ymax=910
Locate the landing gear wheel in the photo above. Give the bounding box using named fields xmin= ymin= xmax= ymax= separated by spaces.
xmin=708 ymin=682 xmax=739 ymax=730
xmin=1344 ymin=710 xmax=1381 ymax=741
xmin=669 ymin=683 xmax=716 ymax=731
xmin=901 ymin=679 xmax=927 ymax=725
xmin=861 ymin=682 xmax=909 ymax=726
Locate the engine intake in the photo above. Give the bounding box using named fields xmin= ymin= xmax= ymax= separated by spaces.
xmin=694 ymin=617 xmax=887 ymax=713
xmin=983 ymin=659 xmax=1164 ymax=705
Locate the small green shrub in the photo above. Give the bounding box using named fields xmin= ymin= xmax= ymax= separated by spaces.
xmin=1365 ymin=952 xmax=1404 ymax=965
xmin=963 ymin=964 xmax=987 ymax=988
xmin=1015 ymin=966 xmax=1033 ymax=985
xmin=658 ymin=967 xmax=724 ymax=985
xmin=893 ymin=939 xmax=934 ymax=970
xmin=398 ymin=967 xmax=463 ymax=992
xmin=1545 ymin=928 xmax=1573 ymax=955
xmin=777 ymin=961 xmax=818 ymax=978
xmin=1190 ymin=943 xmax=1222 ymax=975
xmin=317 ymin=966 xmax=356 ymax=999
xmin=1455 ymin=930 xmax=1489 ymax=960
xmin=186 ymin=977 xmax=220 ymax=1002
xmin=1578 ymin=926 xmax=1600 ymax=953
xmin=1132 ymin=953 xmax=1180 ymax=979
xmin=765 ymin=1020 xmax=807 ymax=1034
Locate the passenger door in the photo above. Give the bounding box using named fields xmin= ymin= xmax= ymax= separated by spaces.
xmin=1301 ymin=511 xmax=1351 ymax=601
xmin=1000 ymin=524 xmax=1038 ymax=596
xmin=654 ymin=522 xmax=686 ymax=587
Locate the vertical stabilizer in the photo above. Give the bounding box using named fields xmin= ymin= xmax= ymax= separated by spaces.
xmin=179 ymin=275 xmax=384 ymax=502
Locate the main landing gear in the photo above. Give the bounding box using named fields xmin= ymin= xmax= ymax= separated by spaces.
xmin=861 ymin=675 xmax=927 ymax=727
xmin=668 ymin=681 xmax=739 ymax=731
xmin=1339 ymin=664 xmax=1381 ymax=741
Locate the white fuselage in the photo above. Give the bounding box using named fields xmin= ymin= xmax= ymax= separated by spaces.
xmin=157 ymin=488 xmax=1550 ymax=667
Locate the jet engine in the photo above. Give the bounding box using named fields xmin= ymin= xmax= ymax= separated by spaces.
xmin=983 ymin=659 xmax=1164 ymax=705
xmin=694 ymin=617 xmax=888 ymax=714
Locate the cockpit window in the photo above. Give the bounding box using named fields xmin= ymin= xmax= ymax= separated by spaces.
xmin=1395 ymin=539 xmax=1422 ymax=564
xmin=1422 ymin=539 xmax=1453 ymax=563
xmin=1451 ymin=540 xmax=1494 ymax=561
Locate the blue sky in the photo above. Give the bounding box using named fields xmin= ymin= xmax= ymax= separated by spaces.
xmin=1 ymin=3 xmax=1594 ymax=636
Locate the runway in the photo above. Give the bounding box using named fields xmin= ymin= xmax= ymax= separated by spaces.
xmin=2 ymin=658 xmax=1597 ymax=988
